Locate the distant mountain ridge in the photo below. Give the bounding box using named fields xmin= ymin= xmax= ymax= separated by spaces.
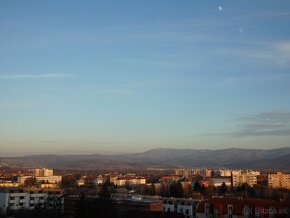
xmin=0 ymin=147 xmax=289 ymax=170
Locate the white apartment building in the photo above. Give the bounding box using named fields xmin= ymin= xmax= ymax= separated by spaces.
xmin=232 ymin=170 xmax=260 ymax=187
xmin=268 ymin=172 xmax=290 ymax=189
xmin=18 ymin=175 xmax=62 ymax=184
xmin=162 ymin=197 xmax=200 ymax=218
xmin=0 ymin=188 xmax=64 ymax=214
xmin=18 ymin=168 xmax=61 ymax=185
xmin=113 ymin=176 xmax=146 ymax=186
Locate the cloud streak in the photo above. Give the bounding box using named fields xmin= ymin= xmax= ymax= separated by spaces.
xmin=234 ymin=112 xmax=290 ymax=137
xmin=215 ymin=41 xmax=290 ymax=67
xmin=0 ymin=74 xmax=73 ymax=80
xmin=200 ymin=112 xmax=290 ymax=137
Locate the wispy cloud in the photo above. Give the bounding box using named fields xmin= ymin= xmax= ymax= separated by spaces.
xmin=220 ymin=73 xmax=290 ymax=87
xmin=215 ymin=41 xmax=290 ymax=67
xmin=200 ymin=112 xmax=290 ymax=137
xmin=0 ymin=73 xmax=73 ymax=80
xmin=241 ymin=11 xmax=290 ymax=18
xmin=234 ymin=112 xmax=290 ymax=137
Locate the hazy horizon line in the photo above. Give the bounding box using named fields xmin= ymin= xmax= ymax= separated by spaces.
xmin=1 ymin=146 xmax=289 ymax=158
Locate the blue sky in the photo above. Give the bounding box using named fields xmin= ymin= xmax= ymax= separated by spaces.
xmin=0 ymin=1 xmax=290 ymax=155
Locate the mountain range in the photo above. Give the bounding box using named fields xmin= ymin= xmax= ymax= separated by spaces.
xmin=0 ymin=147 xmax=289 ymax=170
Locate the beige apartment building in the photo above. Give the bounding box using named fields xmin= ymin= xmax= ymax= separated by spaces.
xmin=268 ymin=172 xmax=290 ymax=189
xmin=232 ymin=170 xmax=260 ymax=187
xmin=34 ymin=168 xmax=53 ymax=177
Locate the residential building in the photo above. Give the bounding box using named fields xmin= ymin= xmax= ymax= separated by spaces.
xmin=18 ymin=175 xmax=62 ymax=184
xmin=175 ymin=169 xmax=200 ymax=177
xmin=94 ymin=177 xmax=106 ymax=185
xmin=112 ymin=195 xmax=163 ymax=217
xmin=219 ymin=169 xmax=232 ymax=177
xmin=0 ymin=188 xmax=64 ymax=214
xmin=18 ymin=169 xmax=61 ymax=185
xmin=268 ymin=172 xmax=290 ymax=189
xmin=112 ymin=176 xmax=146 ymax=186
xmin=207 ymin=178 xmax=231 ymax=187
xmin=34 ymin=168 xmax=53 ymax=177
xmin=200 ymin=169 xmax=212 ymax=178
xmin=0 ymin=182 xmax=20 ymax=188
xmin=232 ymin=170 xmax=260 ymax=187
xmin=162 ymin=197 xmax=200 ymax=218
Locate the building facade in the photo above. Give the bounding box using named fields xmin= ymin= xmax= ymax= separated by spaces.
xmin=34 ymin=168 xmax=54 ymax=177
xmin=268 ymin=172 xmax=290 ymax=189
xmin=162 ymin=197 xmax=200 ymax=218
xmin=0 ymin=188 xmax=64 ymax=214
xmin=232 ymin=170 xmax=260 ymax=187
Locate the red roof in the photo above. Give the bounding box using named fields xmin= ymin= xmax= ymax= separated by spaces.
xmin=197 ymin=197 xmax=290 ymax=216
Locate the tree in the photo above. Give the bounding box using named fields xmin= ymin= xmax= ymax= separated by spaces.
xmin=98 ymin=184 xmax=111 ymax=200
xmin=193 ymin=181 xmax=201 ymax=191
xmin=169 ymin=181 xmax=184 ymax=198
xmin=220 ymin=182 xmax=227 ymax=195
xmin=75 ymin=192 xmax=117 ymax=218
xmin=24 ymin=177 xmax=37 ymax=187
xmin=60 ymin=174 xmax=81 ymax=188
xmin=145 ymin=183 xmax=156 ymax=196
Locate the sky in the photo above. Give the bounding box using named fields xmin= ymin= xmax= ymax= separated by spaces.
xmin=0 ymin=0 xmax=290 ymax=155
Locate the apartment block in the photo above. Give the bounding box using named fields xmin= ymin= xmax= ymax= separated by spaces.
xmin=268 ymin=172 xmax=290 ymax=189
xmin=0 ymin=188 xmax=64 ymax=214
xmin=175 ymin=169 xmax=200 ymax=177
xmin=113 ymin=176 xmax=146 ymax=186
xmin=34 ymin=168 xmax=53 ymax=177
xmin=232 ymin=170 xmax=260 ymax=187
xmin=162 ymin=197 xmax=200 ymax=218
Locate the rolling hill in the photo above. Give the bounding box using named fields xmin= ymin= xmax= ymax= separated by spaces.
xmin=0 ymin=147 xmax=289 ymax=170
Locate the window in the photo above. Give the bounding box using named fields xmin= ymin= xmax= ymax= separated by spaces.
xmin=20 ymin=196 xmax=24 ymax=200
xmin=186 ymin=209 xmax=189 ymax=214
xmin=10 ymin=197 xmax=15 ymax=200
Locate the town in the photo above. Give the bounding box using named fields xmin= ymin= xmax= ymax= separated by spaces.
xmin=0 ymin=167 xmax=289 ymax=217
